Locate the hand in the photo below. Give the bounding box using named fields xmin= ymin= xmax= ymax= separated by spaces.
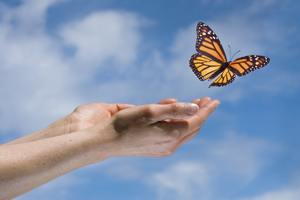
xmin=64 ymin=98 xmax=178 ymax=134
xmin=90 ymin=97 xmax=219 ymax=158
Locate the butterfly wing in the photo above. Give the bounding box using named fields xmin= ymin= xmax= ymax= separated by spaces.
xmin=189 ymin=53 xmax=224 ymax=81
xmin=208 ymin=67 xmax=236 ymax=88
xmin=228 ymin=55 xmax=270 ymax=76
xmin=195 ymin=22 xmax=227 ymax=63
xmin=190 ymin=22 xmax=228 ymax=83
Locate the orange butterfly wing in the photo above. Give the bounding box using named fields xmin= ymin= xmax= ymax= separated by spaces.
xmin=189 ymin=53 xmax=225 ymax=81
xmin=208 ymin=67 xmax=236 ymax=88
xmin=195 ymin=22 xmax=227 ymax=63
xmin=228 ymin=55 xmax=270 ymax=76
xmin=189 ymin=22 xmax=270 ymax=88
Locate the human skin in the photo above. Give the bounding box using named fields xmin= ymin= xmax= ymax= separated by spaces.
xmin=0 ymin=97 xmax=219 ymax=200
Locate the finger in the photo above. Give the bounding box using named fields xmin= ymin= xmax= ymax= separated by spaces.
xmin=192 ymin=98 xmax=201 ymax=104
xmin=185 ymin=100 xmax=220 ymax=132
xmin=198 ymin=97 xmax=211 ymax=108
xmin=148 ymin=102 xmax=200 ymax=122
xmin=108 ymin=103 xmax=135 ymax=115
xmin=158 ymin=98 xmax=178 ymax=104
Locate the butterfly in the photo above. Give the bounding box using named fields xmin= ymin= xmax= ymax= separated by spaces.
xmin=189 ymin=22 xmax=270 ymax=88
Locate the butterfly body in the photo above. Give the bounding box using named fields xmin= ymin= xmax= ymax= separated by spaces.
xmin=189 ymin=22 xmax=270 ymax=88
xmin=208 ymin=61 xmax=230 ymax=81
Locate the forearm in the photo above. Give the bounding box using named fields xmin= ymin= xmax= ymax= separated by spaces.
xmin=2 ymin=117 xmax=71 ymax=146
xmin=0 ymin=122 xmax=114 ymax=200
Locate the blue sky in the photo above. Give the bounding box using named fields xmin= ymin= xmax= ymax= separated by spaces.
xmin=0 ymin=0 xmax=299 ymax=199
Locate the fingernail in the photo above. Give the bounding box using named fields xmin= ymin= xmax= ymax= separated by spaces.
xmin=185 ymin=103 xmax=199 ymax=115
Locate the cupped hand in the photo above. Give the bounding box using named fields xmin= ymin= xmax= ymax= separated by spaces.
xmin=65 ymin=98 xmax=178 ymax=134
xmin=97 ymin=97 xmax=219 ymax=158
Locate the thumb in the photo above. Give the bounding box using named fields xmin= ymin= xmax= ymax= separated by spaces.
xmin=112 ymin=102 xmax=199 ymax=127
xmin=150 ymin=102 xmax=199 ymax=122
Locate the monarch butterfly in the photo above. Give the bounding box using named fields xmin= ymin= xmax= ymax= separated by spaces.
xmin=189 ymin=22 xmax=270 ymax=88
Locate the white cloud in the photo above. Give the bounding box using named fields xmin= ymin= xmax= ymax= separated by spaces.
xmin=0 ymin=2 xmax=144 ymax=136
xmin=246 ymin=0 xmax=278 ymax=15
xmin=0 ymin=1 xmax=63 ymax=132
xmin=239 ymin=188 xmax=300 ymax=200
xmin=151 ymin=161 xmax=211 ymax=200
xmin=0 ymin=1 xmax=81 ymax=135
xmin=59 ymin=11 xmax=142 ymax=71
xmin=204 ymin=132 xmax=271 ymax=177
xmin=238 ymin=174 xmax=300 ymax=200
xmin=146 ymin=132 xmax=276 ymax=200
xmin=0 ymin=0 xmax=65 ymax=31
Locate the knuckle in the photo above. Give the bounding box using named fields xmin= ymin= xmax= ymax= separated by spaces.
xmin=142 ymin=105 xmax=157 ymax=120
xmin=170 ymin=104 xmax=181 ymax=118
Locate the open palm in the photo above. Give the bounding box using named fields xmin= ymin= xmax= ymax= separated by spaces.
xmin=67 ymin=98 xmax=177 ymax=133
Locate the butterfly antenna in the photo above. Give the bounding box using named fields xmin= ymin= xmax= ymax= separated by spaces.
xmin=231 ymin=50 xmax=241 ymax=61
xmin=228 ymin=45 xmax=241 ymax=61
xmin=228 ymin=45 xmax=232 ymax=61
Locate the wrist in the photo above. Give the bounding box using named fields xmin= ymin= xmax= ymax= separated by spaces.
xmin=75 ymin=120 xmax=120 ymax=164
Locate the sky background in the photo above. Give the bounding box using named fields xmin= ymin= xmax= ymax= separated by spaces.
xmin=0 ymin=0 xmax=299 ymax=199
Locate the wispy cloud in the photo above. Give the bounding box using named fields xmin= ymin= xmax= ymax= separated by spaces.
xmin=151 ymin=161 xmax=211 ymax=200
xmin=58 ymin=10 xmax=142 ymax=71
xmin=145 ymin=132 xmax=277 ymax=200
xmin=0 ymin=1 xmax=145 ymax=136
xmin=239 ymin=187 xmax=300 ymax=200
xmin=0 ymin=0 xmax=79 ymax=135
